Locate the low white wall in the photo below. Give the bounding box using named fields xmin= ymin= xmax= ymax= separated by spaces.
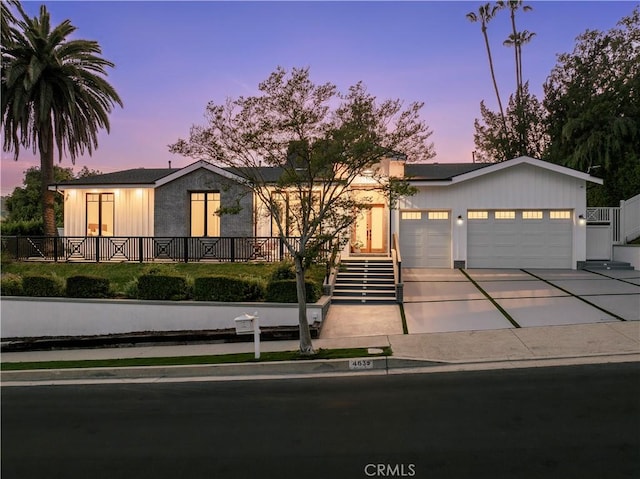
xmin=0 ymin=297 xmax=329 ymax=339
xmin=613 ymin=245 xmax=640 ymax=270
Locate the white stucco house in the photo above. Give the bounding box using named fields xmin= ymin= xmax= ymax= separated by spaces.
xmin=50 ymin=156 xmax=604 ymax=269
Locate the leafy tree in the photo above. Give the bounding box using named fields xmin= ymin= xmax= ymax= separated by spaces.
xmin=543 ymin=7 xmax=640 ymax=205
xmin=1 ymin=3 xmax=122 ymax=236
xmin=4 ymin=165 xmax=102 ymax=228
xmin=170 ymin=66 xmax=434 ymax=354
xmin=473 ymin=82 xmax=548 ymax=163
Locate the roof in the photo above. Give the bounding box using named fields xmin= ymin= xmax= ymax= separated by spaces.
xmin=54 ymin=168 xmax=176 ymax=186
xmin=51 ymin=156 xmax=603 ymax=189
xmin=405 ymin=163 xmax=490 ymax=181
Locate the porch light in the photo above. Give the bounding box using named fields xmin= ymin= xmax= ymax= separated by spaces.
xmin=362 ymin=168 xmax=374 ymax=177
xmin=457 ymin=215 xmax=464 ymax=225
xmin=578 ymin=214 xmax=586 ymax=225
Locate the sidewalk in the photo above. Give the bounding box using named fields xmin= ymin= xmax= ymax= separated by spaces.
xmin=2 ymin=321 xmax=638 ymax=384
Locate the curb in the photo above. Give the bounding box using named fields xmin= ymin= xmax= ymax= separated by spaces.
xmin=1 ymin=356 xmax=444 ymax=384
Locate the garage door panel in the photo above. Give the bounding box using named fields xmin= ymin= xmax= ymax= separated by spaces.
xmin=400 ymin=212 xmax=451 ymax=268
xmin=468 ymin=211 xmax=572 ymax=269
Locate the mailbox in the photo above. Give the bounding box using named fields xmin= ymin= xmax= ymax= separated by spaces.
xmin=233 ymin=312 xmax=260 ymax=359
xmin=234 ymin=313 xmax=257 ymax=335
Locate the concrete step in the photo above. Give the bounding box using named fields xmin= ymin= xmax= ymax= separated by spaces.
xmin=335 ymin=278 xmax=394 ymax=286
xmin=332 ymin=289 xmax=396 ymax=298
xmin=578 ymin=260 xmax=634 ymax=270
xmin=331 ymin=296 xmax=398 ymax=305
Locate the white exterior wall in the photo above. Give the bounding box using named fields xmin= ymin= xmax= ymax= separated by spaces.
xmin=395 ymin=163 xmax=588 ymax=268
xmin=63 ymin=188 xmax=155 ymax=236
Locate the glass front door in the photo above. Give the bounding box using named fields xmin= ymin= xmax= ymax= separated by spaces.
xmin=352 ymin=204 xmax=386 ymax=253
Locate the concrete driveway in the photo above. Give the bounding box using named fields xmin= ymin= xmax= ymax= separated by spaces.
xmin=403 ymin=268 xmax=640 ymax=334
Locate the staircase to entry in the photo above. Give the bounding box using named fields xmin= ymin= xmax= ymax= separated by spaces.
xmin=331 ymin=258 xmax=396 ymax=304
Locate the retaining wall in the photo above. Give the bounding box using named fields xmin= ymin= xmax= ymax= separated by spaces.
xmin=0 ymin=297 xmax=329 ymax=339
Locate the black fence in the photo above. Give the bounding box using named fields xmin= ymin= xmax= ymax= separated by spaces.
xmin=1 ymin=236 xmax=308 ymax=263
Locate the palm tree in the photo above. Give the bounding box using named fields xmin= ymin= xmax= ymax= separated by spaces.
xmin=467 ymin=3 xmax=512 ymax=160
xmin=499 ymin=1 xmax=533 ymax=93
xmin=2 ymin=4 xmax=122 ymax=236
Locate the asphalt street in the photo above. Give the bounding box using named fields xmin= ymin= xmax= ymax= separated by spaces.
xmin=2 ymin=363 xmax=639 ymax=479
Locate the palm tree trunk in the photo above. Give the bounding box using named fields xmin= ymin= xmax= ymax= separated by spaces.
xmin=482 ymin=28 xmax=511 ymax=160
xmin=40 ymin=123 xmax=57 ymax=237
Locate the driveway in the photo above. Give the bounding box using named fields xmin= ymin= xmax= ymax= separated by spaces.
xmin=402 ymin=268 xmax=640 ymax=334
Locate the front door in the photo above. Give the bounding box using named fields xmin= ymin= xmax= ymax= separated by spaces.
xmin=352 ymin=204 xmax=386 ymax=253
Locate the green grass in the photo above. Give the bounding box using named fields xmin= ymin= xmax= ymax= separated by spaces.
xmin=1 ymin=347 xmax=392 ymax=371
xmin=1 ymin=261 xmax=326 ymax=295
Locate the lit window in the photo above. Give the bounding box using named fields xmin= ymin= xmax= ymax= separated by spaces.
xmin=495 ymin=211 xmax=515 ymax=219
xmin=522 ymin=211 xmax=543 ymax=219
xmin=550 ymin=211 xmax=571 ymax=219
xmin=191 ymin=192 xmax=220 ymax=237
xmin=468 ymin=211 xmax=488 ymax=220
xmin=86 ymin=193 xmax=114 ymax=236
xmin=428 ymin=211 xmax=449 ymax=220
xmin=401 ymin=211 xmax=422 ymax=220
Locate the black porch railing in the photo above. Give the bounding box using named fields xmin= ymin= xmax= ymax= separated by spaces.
xmin=1 ymin=236 xmax=308 ymax=263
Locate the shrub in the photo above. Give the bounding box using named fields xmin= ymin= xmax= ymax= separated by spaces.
xmin=193 ymin=276 xmax=265 ymax=302
xmin=265 ymin=279 xmax=321 ymax=303
xmin=22 ymin=274 xmax=64 ymax=297
xmin=66 ymin=275 xmax=111 ymax=298
xmin=1 ymin=273 xmax=23 ymax=296
xmin=271 ymin=261 xmax=296 ymax=281
xmin=0 ymin=219 xmax=44 ymax=236
xmin=137 ymin=274 xmax=189 ymax=300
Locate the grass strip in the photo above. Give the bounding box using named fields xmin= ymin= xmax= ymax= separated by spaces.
xmin=459 ymin=269 xmax=521 ymax=328
xmin=399 ymin=303 xmax=409 ymax=334
xmin=520 ymin=269 xmax=627 ymax=322
xmin=1 ymin=347 xmax=392 ymax=371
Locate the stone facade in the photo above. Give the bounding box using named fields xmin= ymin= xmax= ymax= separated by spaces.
xmin=154 ymin=167 xmax=254 ymax=236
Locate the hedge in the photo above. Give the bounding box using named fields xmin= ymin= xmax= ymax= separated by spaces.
xmin=193 ymin=276 xmax=265 ymax=302
xmin=137 ymin=274 xmax=189 ymax=300
xmin=66 ymin=275 xmax=111 ymax=298
xmin=265 ymin=279 xmax=321 ymax=303
xmin=1 ymin=273 xmax=23 ymax=296
xmin=22 ymin=275 xmax=64 ymax=297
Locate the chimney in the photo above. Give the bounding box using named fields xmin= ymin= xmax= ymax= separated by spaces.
xmin=168 ymin=160 xmax=172 ymax=169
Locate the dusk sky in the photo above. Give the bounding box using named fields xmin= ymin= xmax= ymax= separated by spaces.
xmin=1 ymin=0 xmax=637 ymax=196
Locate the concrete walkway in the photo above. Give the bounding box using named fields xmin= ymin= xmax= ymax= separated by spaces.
xmin=3 ymin=321 xmax=638 ymax=365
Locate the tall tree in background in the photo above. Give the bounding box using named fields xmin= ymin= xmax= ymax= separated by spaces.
xmin=469 ymin=1 xmax=542 ymax=162
xmin=499 ymin=0 xmax=535 ymax=157
xmin=544 ymin=7 xmax=640 ymax=205
xmin=467 ymin=2 xmax=510 ymax=159
xmin=1 ymin=3 xmax=122 ymax=236
xmin=170 ymin=67 xmax=433 ymax=354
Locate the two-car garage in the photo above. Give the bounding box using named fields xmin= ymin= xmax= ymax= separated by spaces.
xmin=399 ymin=208 xmax=574 ymax=269
xmin=466 ymin=210 xmax=573 ymax=269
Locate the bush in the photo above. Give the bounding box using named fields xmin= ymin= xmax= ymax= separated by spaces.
xmin=137 ymin=274 xmax=189 ymax=300
xmin=193 ymin=276 xmax=265 ymax=302
xmin=0 ymin=219 xmax=44 ymax=236
xmin=66 ymin=275 xmax=111 ymax=298
xmin=271 ymin=261 xmax=296 ymax=281
xmin=1 ymin=273 xmax=23 ymax=296
xmin=265 ymin=279 xmax=321 ymax=303
xmin=22 ymin=274 xmax=64 ymax=297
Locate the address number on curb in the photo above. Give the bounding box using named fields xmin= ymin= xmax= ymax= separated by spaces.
xmin=349 ymin=359 xmax=374 ymax=370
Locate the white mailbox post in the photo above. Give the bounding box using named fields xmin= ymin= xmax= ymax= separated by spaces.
xmin=234 ymin=312 xmax=260 ymax=359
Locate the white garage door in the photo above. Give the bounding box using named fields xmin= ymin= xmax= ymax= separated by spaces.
xmin=467 ymin=210 xmax=573 ymax=269
xmin=400 ymin=211 xmax=451 ymax=268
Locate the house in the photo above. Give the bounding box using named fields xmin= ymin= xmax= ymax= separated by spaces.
xmin=51 ymin=156 xmax=605 ymax=269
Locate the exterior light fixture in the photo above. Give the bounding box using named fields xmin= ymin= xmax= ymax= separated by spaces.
xmin=578 ymin=214 xmax=586 ymax=225
xmin=457 ymin=215 xmax=463 ymax=225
